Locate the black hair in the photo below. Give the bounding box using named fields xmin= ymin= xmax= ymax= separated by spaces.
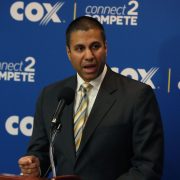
xmin=66 ymin=16 xmax=106 ymax=47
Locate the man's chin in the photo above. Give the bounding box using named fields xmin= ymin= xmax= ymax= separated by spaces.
xmin=81 ymin=73 xmax=98 ymax=82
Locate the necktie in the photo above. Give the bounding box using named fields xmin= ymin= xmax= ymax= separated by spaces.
xmin=74 ymin=83 xmax=92 ymax=152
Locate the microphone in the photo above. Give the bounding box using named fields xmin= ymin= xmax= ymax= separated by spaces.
xmin=51 ymin=87 xmax=75 ymax=130
xmin=49 ymin=87 xmax=74 ymax=178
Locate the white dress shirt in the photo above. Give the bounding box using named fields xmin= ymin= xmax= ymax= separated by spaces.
xmin=74 ymin=65 xmax=107 ymax=119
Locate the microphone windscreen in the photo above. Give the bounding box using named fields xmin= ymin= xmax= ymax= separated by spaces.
xmin=58 ymin=87 xmax=75 ymax=105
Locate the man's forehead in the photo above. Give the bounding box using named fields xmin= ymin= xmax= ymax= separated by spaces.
xmin=71 ymin=28 xmax=101 ymax=35
xmin=67 ymin=29 xmax=105 ymax=48
xmin=70 ymin=29 xmax=102 ymax=41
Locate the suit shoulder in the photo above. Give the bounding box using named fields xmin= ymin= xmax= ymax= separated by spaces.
xmin=46 ymin=76 xmax=75 ymax=88
xmin=108 ymin=71 xmax=157 ymax=108
xmin=110 ymin=70 xmax=153 ymax=93
xmin=40 ymin=75 xmax=76 ymax=97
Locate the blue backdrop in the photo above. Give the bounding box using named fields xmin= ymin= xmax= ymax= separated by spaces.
xmin=0 ymin=1 xmax=180 ymax=179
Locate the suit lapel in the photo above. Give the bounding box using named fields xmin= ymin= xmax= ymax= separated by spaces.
xmin=76 ymin=68 xmax=118 ymax=159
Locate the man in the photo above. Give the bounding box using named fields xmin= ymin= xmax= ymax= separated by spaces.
xmin=18 ymin=16 xmax=164 ymax=180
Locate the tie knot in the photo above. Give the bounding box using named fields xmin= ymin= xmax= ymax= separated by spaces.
xmin=81 ymin=82 xmax=92 ymax=93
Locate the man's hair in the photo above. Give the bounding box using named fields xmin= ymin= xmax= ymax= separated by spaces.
xmin=66 ymin=16 xmax=106 ymax=48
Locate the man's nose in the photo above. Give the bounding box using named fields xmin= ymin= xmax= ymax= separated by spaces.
xmin=84 ymin=49 xmax=94 ymax=60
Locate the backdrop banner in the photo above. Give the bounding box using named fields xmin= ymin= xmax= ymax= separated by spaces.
xmin=0 ymin=1 xmax=179 ymax=179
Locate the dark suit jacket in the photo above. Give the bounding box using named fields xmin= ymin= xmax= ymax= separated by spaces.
xmin=27 ymin=67 xmax=164 ymax=180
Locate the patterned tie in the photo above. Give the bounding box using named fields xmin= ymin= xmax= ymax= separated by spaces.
xmin=74 ymin=83 xmax=92 ymax=152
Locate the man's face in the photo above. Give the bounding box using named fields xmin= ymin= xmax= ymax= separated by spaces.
xmin=66 ymin=29 xmax=107 ymax=82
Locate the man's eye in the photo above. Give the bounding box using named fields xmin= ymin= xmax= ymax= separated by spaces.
xmin=75 ymin=46 xmax=84 ymax=52
xmin=92 ymin=44 xmax=101 ymax=50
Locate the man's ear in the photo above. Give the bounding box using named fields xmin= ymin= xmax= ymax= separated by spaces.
xmin=66 ymin=46 xmax=71 ymax=60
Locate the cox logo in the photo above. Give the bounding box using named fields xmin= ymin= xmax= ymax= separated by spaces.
xmin=10 ymin=1 xmax=65 ymax=25
xmin=5 ymin=116 xmax=33 ymax=136
xmin=112 ymin=67 xmax=159 ymax=89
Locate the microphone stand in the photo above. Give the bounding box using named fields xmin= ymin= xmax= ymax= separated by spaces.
xmin=49 ymin=123 xmax=62 ymax=178
xmin=48 ymin=99 xmax=65 ymax=177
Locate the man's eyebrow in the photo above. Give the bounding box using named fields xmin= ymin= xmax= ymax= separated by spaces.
xmin=73 ymin=40 xmax=102 ymax=47
xmin=74 ymin=44 xmax=84 ymax=47
xmin=91 ymin=41 xmax=101 ymax=44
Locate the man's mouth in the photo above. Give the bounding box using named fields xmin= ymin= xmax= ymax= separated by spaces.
xmin=83 ymin=64 xmax=97 ymax=73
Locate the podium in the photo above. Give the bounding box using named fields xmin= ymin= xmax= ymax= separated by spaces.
xmin=0 ymin=175 xmax=81 ymax=180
